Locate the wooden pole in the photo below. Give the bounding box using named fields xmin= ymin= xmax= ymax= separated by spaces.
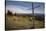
xmin=32 ymin=2 xmax=35 ymax=28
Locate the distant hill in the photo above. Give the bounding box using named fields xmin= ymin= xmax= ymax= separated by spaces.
xmin=16 ymin=13 xmax=44 ymax=16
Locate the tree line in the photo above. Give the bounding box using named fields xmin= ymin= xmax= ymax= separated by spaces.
xmin=6 ymin=10 xmax=16 ymax=16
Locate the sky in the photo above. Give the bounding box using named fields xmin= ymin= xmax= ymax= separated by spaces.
xmin=6 ymin=0 xmax=45 ymax=14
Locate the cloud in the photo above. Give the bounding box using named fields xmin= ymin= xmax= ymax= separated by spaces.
xmin=6 ymin=5 xmax=32 ymax=14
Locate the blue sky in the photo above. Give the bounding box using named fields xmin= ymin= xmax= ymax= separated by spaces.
xmin=6 ymin=0 xmax=45 ymax=14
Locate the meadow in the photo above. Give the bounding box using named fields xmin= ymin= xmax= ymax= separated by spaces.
xmin=5 ymin=15 xmax=44 ymax=30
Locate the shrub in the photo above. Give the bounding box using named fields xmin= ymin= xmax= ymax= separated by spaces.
xmin=7 ymin=10 xmax=13 ymax=16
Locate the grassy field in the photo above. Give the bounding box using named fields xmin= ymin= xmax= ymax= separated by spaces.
xmin=5 ymin=15 xmax=44 ymax=30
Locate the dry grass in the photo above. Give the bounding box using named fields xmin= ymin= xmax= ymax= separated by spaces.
xmin=6 ymin=15 xmax=44 ymax=30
